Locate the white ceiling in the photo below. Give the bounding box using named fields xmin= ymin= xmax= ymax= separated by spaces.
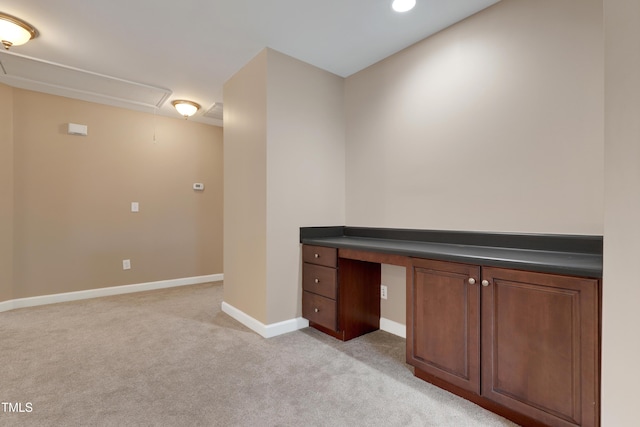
xmin=0 ymin=0 xmax=500 ymax=126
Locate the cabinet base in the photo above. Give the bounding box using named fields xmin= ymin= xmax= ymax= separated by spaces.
xmin=414 ymin=368 xmax=548 ymax=427
xmin=309 ymin=321 xmax=379 ymax=342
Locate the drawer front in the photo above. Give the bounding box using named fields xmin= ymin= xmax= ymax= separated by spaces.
xmin=303 ymin=245 xmax=337 ymax=268
xmin=303 ymin=291 xmax=337 ymax=331
xmin=303 ymin=263 xmax=337 ymax=300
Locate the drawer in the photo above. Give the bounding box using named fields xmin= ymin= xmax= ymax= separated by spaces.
xmin=303 ymin=291 xmax=337 ymax=331
xmin=303 ymin=245 xmax=337 ymax=268
xmin=303 ymin=263 xmax=337 ymax=300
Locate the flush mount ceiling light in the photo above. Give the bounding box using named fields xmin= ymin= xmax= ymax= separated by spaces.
xmin=172 ymin=100 xmax=201 ymax=118
xmin=392 ymin=0 xmax=416 ymax=13
xmin=0 ymin=12 xmax=38 ymax=50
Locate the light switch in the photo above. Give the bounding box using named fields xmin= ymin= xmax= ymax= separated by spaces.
xmin=131 ymin=202 xmax=139 ymax=212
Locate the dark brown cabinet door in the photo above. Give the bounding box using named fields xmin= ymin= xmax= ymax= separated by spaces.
xmin=407 ymin=259 xmax=481 ymax=394
xmin=481 ymin=267 xmax=599 ymax=427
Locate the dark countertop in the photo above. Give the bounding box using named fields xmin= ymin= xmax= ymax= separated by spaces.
xmin=300 ymin=227 xmax=603 ymax=278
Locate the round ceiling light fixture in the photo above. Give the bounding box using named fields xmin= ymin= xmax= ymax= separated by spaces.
xmin=0 ymin=12 xmax=38 ymax=50
xmin=172 ymin=100 xmax=201 ymax=118
xmin=392 ymin=0 xmax=416 ymax=13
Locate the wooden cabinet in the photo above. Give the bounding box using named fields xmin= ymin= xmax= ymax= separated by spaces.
xmin=302 ymin=245 xmax=339 ymax=332
xmin=408 ymin=259 xmax=600 ymax=427
xmin=481 ymin=267 xmax=599 ymax=427
xmin=407 ymin=259 xmax=481 ymax=393
xmin=302 ymin=245 xmax=381 ymax=341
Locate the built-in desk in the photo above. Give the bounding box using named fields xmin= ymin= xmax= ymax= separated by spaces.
xmin=301 ymin=226 xmax=603 ymax=277
xmin=300 ymin=226 xmax=602 ymax=427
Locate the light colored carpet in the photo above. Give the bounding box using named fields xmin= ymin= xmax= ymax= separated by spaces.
xmin=0 ymin=282 xmax=518 ymax=426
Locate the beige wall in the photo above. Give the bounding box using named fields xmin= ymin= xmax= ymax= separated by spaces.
xmin=346 ymin=0 xmax=603 ymax=234
xmin=0 ymin=84 xmax=13 ymax=302
xmin=8 ymin=88 xmax=223 ymax=299
xmin=266 ymin=49 xmax=345 ymax=324
xmin=223 ymin=50 xmax=269 ymax=323
xmin=602 ymin=0 xmax=640 ymax=425
xmin=345 ymin=0 xmax=604 ymax=325
xmin=380 ymin=265 xmax=406 ymax=326
xmin=223 ymin=48 xmax=345 ymax=325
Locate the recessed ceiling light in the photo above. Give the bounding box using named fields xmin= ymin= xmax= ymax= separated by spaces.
xmin=392 ymin=0 xmax=416 ymax=13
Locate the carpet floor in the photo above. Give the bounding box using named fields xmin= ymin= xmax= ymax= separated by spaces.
xmin=0 ymin=282 xmax=517 ymax=426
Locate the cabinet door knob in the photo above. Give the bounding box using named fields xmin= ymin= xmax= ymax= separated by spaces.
xmin=314 ymin=308 xmax=319 ymax=313
xmin=482 ymin=280 xmax=490 ymax=287
xmin=314 ymin=278 xmax=320 ymax=283
xmin=314 ymin=253 xmax=319 ymax=258
xmin=468 ymin=278 xmax=476 ymax=285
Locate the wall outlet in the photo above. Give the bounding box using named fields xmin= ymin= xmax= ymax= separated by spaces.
xmin=122 ymin=259 xmax=131 ymax=270
xmin=381 ymin=284 xmax=388 ymax=300
xmin=131 ymin=202 xmax=139 ymax=212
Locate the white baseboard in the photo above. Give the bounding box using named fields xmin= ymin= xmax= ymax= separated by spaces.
xmin=0 ymin=273 xmax=223 ymax=313
xmin=0 ymin=299 xmax=13 ymax=313
xmin=221 ymin=301 xmax=309 ymax=338
xmin=380 ymin=317 xmax=406 ymax=338
xmin=220 ymin=302 xmax=405 ymax=340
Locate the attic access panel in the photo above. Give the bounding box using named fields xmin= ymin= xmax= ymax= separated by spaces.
xmin=0 ymin=51 xmax=171 ymax=108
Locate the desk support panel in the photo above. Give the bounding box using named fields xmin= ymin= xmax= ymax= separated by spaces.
xmin=336 ymin=258 xmax=381 ymax=340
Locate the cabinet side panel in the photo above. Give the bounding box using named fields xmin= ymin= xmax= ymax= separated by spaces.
xmin=338 ymin=258 xmax=381 ymax=340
